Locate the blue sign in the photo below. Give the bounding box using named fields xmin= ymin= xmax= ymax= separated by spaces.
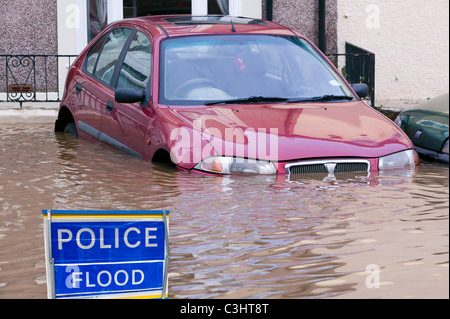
xmin=43 ymin=210 xmax=170 ymax=299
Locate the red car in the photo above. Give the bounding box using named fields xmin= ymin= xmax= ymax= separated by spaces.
xmin=55 ymin=15 xmax=418 ymax=177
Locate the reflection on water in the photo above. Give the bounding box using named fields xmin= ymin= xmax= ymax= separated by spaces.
xmin=0 ymin=124 xmax=448 ymax=299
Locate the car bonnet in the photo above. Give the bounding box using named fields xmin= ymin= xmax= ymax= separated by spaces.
xmin=167 ymin=101 xmax=414 ymax=163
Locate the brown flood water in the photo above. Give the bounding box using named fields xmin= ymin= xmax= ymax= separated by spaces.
xmin=0 ymin=124 xmax=448 ymax=299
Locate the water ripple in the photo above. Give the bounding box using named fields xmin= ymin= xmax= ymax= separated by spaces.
xmin=0 ymin=124 xmax=448 ymax=298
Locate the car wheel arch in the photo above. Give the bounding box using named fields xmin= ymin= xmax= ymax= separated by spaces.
xmin=55 ymin=106 xmax=76 ymax=132
xmin=152 ymin=148 xmax=175 ymax=166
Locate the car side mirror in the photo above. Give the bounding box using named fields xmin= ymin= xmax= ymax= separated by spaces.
xmin=351 ymin=83 xmax=369 ymax=99
xmin=115 ymin=88 xmax=146 ymax=103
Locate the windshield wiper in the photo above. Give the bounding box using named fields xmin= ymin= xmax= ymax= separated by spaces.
xmin=205 ymin=96 xmax=289 ymax=105
xmin=205 ymin=95 xmax=354 ymax=105
xmin=287 ymin=95 xmax=355 ymax=103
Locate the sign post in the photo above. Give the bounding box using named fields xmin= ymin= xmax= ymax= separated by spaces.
xmin=43 ymin=210 xmax=170 ymax=299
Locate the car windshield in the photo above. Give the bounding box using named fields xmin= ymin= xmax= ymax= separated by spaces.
xmin=160 ymin=35 xmax=355 ymax=105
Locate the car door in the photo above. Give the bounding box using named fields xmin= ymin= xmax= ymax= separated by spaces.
xmin=101 ymin=30 xmax=153 ymax=158
xmin=74 ymin=33 xmax=109 ymax=135
xmin=78 ymin=27 xmax=133 ymax=146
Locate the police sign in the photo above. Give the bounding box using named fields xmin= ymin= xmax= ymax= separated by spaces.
xmin=43 ymin=210 xmax=170 ymax=299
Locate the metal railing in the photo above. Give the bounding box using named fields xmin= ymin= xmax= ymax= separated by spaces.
xmin=0 ymin=54 xmax=78 ymax=109
xmin=327 ymin=44 xmax=376 ymax=107
xmin=1 ymin=51 xmax=375 ymax=109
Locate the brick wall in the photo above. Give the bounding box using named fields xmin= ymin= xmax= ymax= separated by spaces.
xmin=0 ymin=0 xmax=58 ymax=54
xmin=0 ymin=0 xmax=58 ymax=92
xmin=264 ymin=0 xmax=337 ymax=54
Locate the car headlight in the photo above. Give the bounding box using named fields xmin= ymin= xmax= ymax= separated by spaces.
xmin=442 ymin=139 xmax=449 ymax=154
xmin=194 ymin=156 xmax=277 ymax=175
xmin=378 ymin=149 xmax=419 ymax=170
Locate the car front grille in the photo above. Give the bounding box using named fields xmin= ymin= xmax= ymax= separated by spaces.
xmin=286 ymin=160 xmax=370 ymax=180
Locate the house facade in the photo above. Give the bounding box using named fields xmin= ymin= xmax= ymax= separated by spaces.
xmin=0 ymin=0 xmax=448 ymax=107
xmin=337 ymin=0 xmax=449 ymax=107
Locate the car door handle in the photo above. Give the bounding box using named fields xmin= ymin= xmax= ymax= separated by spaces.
xmin=75 ymin=82 xmax=82 ymax=93
xmin=106 ymin=100 xmax=114 ymax=113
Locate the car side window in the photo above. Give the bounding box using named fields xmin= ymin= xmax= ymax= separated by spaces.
xmin=85 ymin=34 xmax=106 ymax=74
xmin=85 ymin=28 xmax=133 ymax=86
xmin=116 ymin=31 xmax=152 ymax=92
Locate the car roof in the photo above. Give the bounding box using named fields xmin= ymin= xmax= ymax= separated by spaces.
xmin=403 ymin=92 xmax=449 ymax=115
xmin=122 ymin=15 xmax=299 ymax=38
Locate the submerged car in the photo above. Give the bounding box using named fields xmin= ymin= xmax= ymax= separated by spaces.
xmin=395 ymin=93 xmax=449 ymax=164
xmin=55 ymin=15 xmax=418 ymax=177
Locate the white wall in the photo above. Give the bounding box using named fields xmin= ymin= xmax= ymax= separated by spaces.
xmin=192 ymin=0 xmax=208 ymax=15
xmin=57 ymin=0 xmax=87 ymax=55
xmin=230 ymin=0 xmax=262 ymax=18
xmin=108 ymin=0 xmax=124 ymax=24
xmin=337 ymin=0 xmax=449 ymax=108
xmin=192 ymin=0 xmax=262 ymax=17
xmin=56 ymin=0 xmax=87 ymax=98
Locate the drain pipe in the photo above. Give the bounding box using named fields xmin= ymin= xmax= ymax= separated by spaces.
xmin=318 ymin=0 xmax=326 ymax=53
xmin=266 ymin=0 xmax=273 ymax=21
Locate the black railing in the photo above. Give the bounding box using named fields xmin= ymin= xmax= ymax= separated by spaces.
xmin=327 ymin=43 xmax=376 ymax=107
xmin=0 ymin=54 xmax=78 ymax=108
xmin=1 ymin=51 xmax=375 ymax=109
